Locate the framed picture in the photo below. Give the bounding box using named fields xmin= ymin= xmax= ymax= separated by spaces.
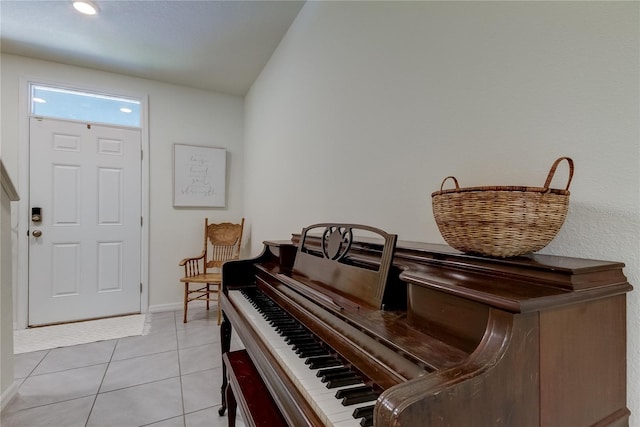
xmin=173 ymin=144 xmax=226 ymax=207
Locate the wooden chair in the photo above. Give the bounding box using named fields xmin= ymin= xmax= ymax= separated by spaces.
xmin=179 ymin=218 xmax=244 ymax=324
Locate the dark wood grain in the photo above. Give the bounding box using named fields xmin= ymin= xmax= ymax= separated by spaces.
xmin=223 ymin=350 xmax=288 ymax=427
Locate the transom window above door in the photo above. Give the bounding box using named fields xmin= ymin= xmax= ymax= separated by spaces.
xmin=30 ymin=84 xmax=141 ymax=128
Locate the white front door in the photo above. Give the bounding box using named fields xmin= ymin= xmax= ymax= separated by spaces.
xmin=28 ymin=117 xmax=142 ymax=326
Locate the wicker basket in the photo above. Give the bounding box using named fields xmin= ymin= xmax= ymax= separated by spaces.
xmin=431 ymin=157 xmax=574 ymax=257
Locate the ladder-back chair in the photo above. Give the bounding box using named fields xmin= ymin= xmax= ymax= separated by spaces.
xmin=179 ymin=218 xmax=244 ymax=324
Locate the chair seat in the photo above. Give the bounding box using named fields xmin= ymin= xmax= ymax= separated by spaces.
xmin=180 ymin=273 xmax=222 ymax=283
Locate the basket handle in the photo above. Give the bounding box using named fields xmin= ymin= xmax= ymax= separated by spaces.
xmin=440 ymin=176 xmax=460 ymax=191
xmin=542 ymin=157 xmax=574 ymax=191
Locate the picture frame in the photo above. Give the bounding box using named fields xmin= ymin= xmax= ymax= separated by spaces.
xmin=173 ymin=144 xmax=226 ymax=207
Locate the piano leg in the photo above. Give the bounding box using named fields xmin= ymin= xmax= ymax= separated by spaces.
xmin=219 ymin=312 xmax=232 ymax=416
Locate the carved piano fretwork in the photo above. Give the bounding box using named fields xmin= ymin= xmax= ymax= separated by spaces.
xmin=219 ymin=223 xmax=631 ymax=426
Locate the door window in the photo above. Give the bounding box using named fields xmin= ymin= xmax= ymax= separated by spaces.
xmin=30 ymin=84 xmax=141 ymax=128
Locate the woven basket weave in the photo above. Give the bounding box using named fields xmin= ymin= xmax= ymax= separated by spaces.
xmin=431 ymin=157 xmax=574 ymax=257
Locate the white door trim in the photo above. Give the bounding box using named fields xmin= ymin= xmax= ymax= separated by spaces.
xmin=15 ymin=76 xmax=150 ymax=329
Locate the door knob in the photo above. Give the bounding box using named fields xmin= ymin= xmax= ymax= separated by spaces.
xmin=32 ymin=230 xmax=42 ymax=237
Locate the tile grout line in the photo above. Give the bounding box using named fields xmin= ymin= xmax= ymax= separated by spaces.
xmin=174 ymin=312 xmax=188 ymax=427
xmin=84 ymin=336 xmax=119 ymax=427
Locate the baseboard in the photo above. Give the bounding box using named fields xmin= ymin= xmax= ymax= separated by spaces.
xmin=0 ymin=380 xmax=20 ymax=412
xmin=148 ymin=301 xmax=212 ymax=314
xmin=148 ymin=302 xmax=183 ymax=313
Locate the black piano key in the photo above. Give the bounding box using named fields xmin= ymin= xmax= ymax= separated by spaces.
xmin=290 ymin=342 xmax=319 ymax=352
xmin=321 ymin=370 xmax=359 ymax=382
xmin=276 ymin=325 xmax=305 ymax=333
xmin=258 ymin=305 xmax=280 ymax=312
xmin=270 ymin=319 xmax=297 ymax=327
xmin=343 ymin=392 xmax=378 ymax=406
xmin=283 ymin=334 xmax=309 ymax=342
xmin=352 ymin=405 xmax=374 ymax=419
xmin=297 ymin=348 xmax=330 ymax=358
xmin=285 ymin=336 xmax=316 ymax=345
xmin=354 ymin=404 xmax=375 ymax=426
xmin=264 ymin=312 xmax=287 ymax=319
xmin=326 ymin=375 xmax=362 ymax=388
xmin=335 ymin=385 xmax=379 ymax=406
xmin=292 ymin=343 xmax=326 ymax=354
xmin=276 ymin=328 xmax=308 ymax=339
xmin=290 ymin=336 xmax=318 ymax=344
xmin=284 ymin=335 xmax=318 ymax=345
xmin=320 ymin=368 xmax=355 ymax=380
xmin=266 ymin=315 xmax=290 ymax=322
xmin=265 ymin=310 xmax=289 ymax=316
xmin=282 ymin=330 xmax=309 ymax=337
xmin=291 ymin=342 xmax=322 ymax=352
xmin=317 ymin=367 xmax=351 ymax=377
xmin=276 ymin=327 xmax=306 ymax=336
xmin=335 ymin=385 xmax=371 ymax=398
xmin=305 ymin=355 xmax=342 ymax=369
xmin=360 ymin=414 xmax=374 ymax=427
xmin=291 ymin=340 xmax=319 ymax=349
xmin=291 ymin=340 xmax=321 ymax=349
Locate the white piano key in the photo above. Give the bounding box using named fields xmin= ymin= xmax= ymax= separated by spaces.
xmin=333 ymin=419 xmax=366 ymax=427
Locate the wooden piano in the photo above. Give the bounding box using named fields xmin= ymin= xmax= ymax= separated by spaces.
xmin=218 ymin=223 xmax=631 ymax=426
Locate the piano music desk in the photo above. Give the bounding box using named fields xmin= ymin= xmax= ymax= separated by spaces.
xmin=223 ymin=349 xmax=288 ymax=427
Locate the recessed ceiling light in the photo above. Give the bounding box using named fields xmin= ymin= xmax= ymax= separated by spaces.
xmin=120 ymin=107 xmax=132 ymax=113
xmin=73 ymin=1 xmax=99 ymax=15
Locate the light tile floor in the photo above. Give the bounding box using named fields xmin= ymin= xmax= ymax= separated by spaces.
xmin=2 ymin=306 xmax=246 ymax=427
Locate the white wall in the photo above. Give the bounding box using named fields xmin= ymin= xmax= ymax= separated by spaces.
xmin=245 ymin=1 xmax=640 ymax=422
xmin=0 ymin=54 xmax=245 ymax=316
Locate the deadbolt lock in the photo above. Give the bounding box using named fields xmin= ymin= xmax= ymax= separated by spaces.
xmin=31 ymin=207 xmax=42 ymax=223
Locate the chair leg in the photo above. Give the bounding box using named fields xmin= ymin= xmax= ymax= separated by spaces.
xmin=183 ymin=282 xmax=189 ymax=323
xmin=206 ymin=283 xmax=210 ymax=311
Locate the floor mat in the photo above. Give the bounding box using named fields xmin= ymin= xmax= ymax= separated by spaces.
xmin=13 ymin=314 xmax=147 ymax=354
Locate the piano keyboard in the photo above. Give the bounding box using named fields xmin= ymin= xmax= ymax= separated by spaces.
xmin=228 ymin=288 xmax=379 ymax=427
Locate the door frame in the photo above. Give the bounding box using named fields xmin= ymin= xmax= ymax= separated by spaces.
xmin=15 ymin=76 xmax=150 ymax=329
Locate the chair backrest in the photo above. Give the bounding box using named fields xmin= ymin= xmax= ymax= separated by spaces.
xmin=204 ymin=218 xmax=244 ymax=271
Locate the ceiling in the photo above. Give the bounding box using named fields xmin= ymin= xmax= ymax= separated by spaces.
xmin=0 ymin=0 xmax=305 ymax=96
